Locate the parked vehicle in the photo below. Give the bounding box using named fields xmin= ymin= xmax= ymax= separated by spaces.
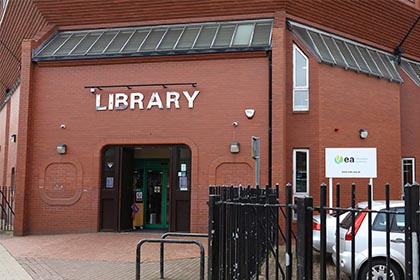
xmin=313 ymin=211 xmax=348 ymax=254
xmin=332 ymin=201 xmax=406 ymax=280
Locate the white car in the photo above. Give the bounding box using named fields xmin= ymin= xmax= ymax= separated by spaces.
xmin=332 ymin=201 xmax=406 ymax=280
xmin=313 ymin=211 xmax=348 ymax=254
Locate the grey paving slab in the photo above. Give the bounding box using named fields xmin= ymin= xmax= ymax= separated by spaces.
xmin=0 ymin=243 xmax=32 ymax=280
xmin=17 ymin=257 xmax=206 ymax=280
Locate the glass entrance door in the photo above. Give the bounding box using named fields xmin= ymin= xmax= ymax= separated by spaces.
xmin=145 ymin=168 xmax=168 ymax=228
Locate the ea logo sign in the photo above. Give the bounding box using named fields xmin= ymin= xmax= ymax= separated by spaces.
xmin=334 ymin=155 xmax=343 ymax=164
xmin=335 ymin=155 xmax=355 ymax=164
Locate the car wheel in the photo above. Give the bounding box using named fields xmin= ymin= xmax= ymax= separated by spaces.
xmin=358 ymin=259 xmax=403 ymax=280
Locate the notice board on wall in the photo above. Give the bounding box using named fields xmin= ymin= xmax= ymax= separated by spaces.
xmin=325 ymin=148 xmax=377 ymax=178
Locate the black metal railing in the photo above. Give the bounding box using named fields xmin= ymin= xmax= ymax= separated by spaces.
xmin=313 ymin=182 xmax=420 ymax=280
xmin=208 ymin=184 xmax=295 ymax=280
xmin=0 ymin=185 xmax=15 ymax=231
xmin=208 ymin=183 xmax=420 ymax=280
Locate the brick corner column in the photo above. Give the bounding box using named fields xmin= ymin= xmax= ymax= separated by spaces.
xmin=13 ymin=39 xmax=35 ymax=236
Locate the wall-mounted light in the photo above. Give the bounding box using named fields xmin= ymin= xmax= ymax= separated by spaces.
xmin=359 ymin=129 xmax=368 ymax=139
xmin=10 ymin=134 xmax=16 ymax=142
xmin=57 ymin=144 xmax=67 ymax=154
xmin=245 ymin=109 xmax=255 ymax=119
xmin=230 ymin=142 xmax=240 ymax=153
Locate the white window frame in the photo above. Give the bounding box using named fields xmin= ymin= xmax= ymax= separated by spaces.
xmin=293 ymin=149 xmax=309 ymax=195
xmin=293 ymin=44 xmax=309 ymax=111
xmin=402 ymin=157 xmax=415 ymax=190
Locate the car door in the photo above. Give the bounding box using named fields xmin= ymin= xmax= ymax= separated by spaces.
xmin=389 ymin=207 xmax=405 ymax=256
xmin=371 ymin=207 xmax=405 ymax=258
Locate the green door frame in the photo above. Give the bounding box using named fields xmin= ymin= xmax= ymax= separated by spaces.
xmin=135 ymin=159 xmax=169 ymax=229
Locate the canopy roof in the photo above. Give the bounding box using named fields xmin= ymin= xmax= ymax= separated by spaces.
xmin=289 ymin=21 xmax=403 ymax=84
xmin=33 ymin=19 xmax=273 ymax=61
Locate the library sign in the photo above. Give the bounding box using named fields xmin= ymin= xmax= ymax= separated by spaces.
xmin=325 ymin=148 xmax=377 ymax=178
xmin=95 ymin=90 xmax=200 ymax=111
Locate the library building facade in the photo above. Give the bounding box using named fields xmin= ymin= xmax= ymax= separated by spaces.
xmin=1 ymin=0 xmax=420 ymax=235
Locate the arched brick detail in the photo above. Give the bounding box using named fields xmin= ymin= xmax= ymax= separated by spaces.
xmin=38 ymin=155 xmax=83 ymax=206
xmin=208 ymin=156 xmax=255 ymax=186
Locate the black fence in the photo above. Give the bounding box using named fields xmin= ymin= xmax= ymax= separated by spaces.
xmin=0 ymin=185 xmax=15 ymax=231
xmin=208 ymin=183 xmax=420 ymax=280
xmin=208 ymin=184 xmax=295 ymax=280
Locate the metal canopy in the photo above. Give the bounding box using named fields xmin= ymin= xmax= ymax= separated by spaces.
xmin=288 ymin=21 xmax=403 ymax=84
xmin=32 ymin=19 xmax=273 ymax=61
xmin=401 ymin=59 xmax=420 ymax=87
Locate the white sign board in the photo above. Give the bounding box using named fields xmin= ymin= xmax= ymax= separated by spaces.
xmin=325 ymin=148 xmax=377 ymax=178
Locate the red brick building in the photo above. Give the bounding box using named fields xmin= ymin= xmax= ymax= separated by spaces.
xmin=1 ymin=0 xmax=420 ymax=235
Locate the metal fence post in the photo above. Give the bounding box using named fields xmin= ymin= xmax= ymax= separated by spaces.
xmin=285 ymin=183 xmax=293 ymax=280
xmin=412 ymin=183 xmax=419 ymax=280
xmin=220 ymin=187 xmax=227 ymax=279
xmin=405 ymin=183 xmax=413 ymax=280
xmin=296 ymin=196 xmax=313 ymax=280
xmin=208 ymin=194 xmax=221 ymax=280
xmin=408 ymin=183 xmax=420 ymax=280
xmin=320 ymin=183 xmax=327 ymax=280
xmin=265 ymin=184 xmax=270 ymax=279
xmin=335 ymin=183 xmax=341 ymax=280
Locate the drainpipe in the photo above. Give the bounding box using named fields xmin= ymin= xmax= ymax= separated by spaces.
xmin=268 ymin=50 xmax=273 ymax=187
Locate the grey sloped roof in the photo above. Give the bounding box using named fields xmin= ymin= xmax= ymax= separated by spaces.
xmin=32 ymin=19 xmax=273 ymax=61
xmin=288 ymin=20 xmax=403 ymax=84
xmin=401 ymin=59 xmax=420 ymax=87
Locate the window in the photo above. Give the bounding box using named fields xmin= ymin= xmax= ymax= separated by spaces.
xmin=402 ymin=158 xmax=415 ymax=189
xmin=293 ymin=149 xmax=309 ymax=194
xmin=11 ymin=167 xmax=15 ymax=189
xmin=293 ymin=44 xmax=309 ymax=111
xmin=372 ymin=207 xmax=405 ymax=233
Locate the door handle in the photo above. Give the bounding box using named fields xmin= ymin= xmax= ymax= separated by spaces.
xmin=390 ymin=238 xmax=405 ymax=243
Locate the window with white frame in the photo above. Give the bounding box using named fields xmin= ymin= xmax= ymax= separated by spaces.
xmin=293 ymin=149 xmax=309 ymax=195
xmin=402 ymin=158 xmax=415 ymax=188
xmin=293 ymin=44 xmax=309 ymax=111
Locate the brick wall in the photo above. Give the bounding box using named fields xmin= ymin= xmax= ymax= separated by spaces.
xmin=25 ymin=54 xmax=269 ymax=234
xmin=316 ymin=64 xmax=402 ymax=204
xmin=6 ymin=87 xmax=19 ymax=185
xmin=7 ymin=7 xmax=418 ymax=234
xmin=401 ymin=70 xmax=420 ymax=185
xmin=285 ymin=32 xmax=403 ymax=207
xmin=0 ymin=102 xmax=7 ymax=185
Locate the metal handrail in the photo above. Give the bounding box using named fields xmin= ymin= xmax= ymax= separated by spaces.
xmin=0 ymin=186 xmax=14 ymax=231
xmin=0 ymin=188 xmax=14 ymax=215
xmin=136 ymin=238 xmax=205 ymax=280
xmin=160 ymin=232 xmax=208 ymax=279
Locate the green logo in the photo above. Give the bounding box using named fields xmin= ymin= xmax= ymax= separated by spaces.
xmin=334 ymin=155 xmax=355 ymax=164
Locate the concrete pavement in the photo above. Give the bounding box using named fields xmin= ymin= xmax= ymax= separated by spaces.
xmin=0 ymin=231 xmax=208 ymax=280
xmin=0 ymin=242 xmax=32 ymax=280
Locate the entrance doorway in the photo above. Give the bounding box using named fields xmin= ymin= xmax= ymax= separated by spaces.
xmin=100 ymin=145 xmax=191 ymax=232
xmin=133 ymin=159 xmax=169 ymax=229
